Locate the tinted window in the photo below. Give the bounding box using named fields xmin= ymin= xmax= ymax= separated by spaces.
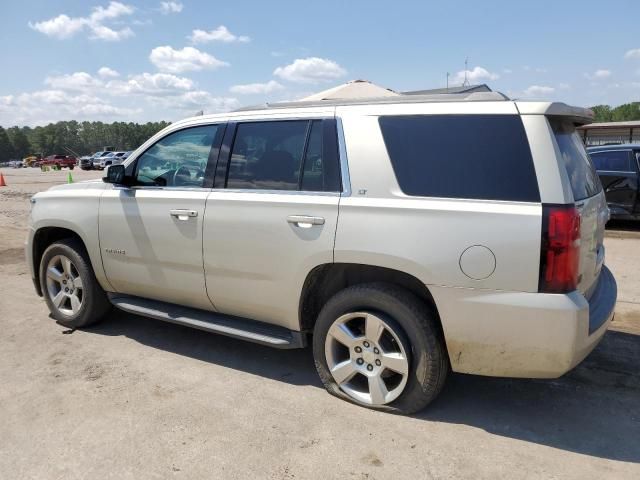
xmin=301 ymin=121 xmax=324 ymax=191
xmin=226 ymin=120 xmax=339 ymax=192
xmin=378 ymin=115 xmax=540 ymax=201
xmin=590 ymin=150 xmax=635 ymax=172
xmin=549 ymin=119 xmax=601 ymax=201
xmin=135 ymin=125 xmax=218 ymax=188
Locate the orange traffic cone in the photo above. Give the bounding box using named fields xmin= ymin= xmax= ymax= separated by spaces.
xmin=0 ymin=173 xmax=6 ymax=187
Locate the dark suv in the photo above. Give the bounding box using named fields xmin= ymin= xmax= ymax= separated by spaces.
xmin=588 ymin=144 xmax=640 ymax=220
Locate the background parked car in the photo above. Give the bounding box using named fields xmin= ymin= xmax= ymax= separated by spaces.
xmin=77 ymin=155 xmax=93 ymax=170
xmin=588 ymin=144 xmax=640 ymax=220
xmin=91 ymin=151 xmax=113 ymax=169
xmin=97 ymin=151 xmax=128 ymax=170
xmin=41 ymin=155 xmax=76 ymax=170
xmin=23 ymin=155 xmax=43 ymax=168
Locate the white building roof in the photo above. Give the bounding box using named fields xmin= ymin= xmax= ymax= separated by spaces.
xmin=300 ymin=80 xmax=399 ymax=101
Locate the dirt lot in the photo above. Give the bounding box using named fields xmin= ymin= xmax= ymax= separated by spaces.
xmin=0 ymin=167 xmax=639 ymax=479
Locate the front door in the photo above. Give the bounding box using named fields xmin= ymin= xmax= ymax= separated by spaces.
xmin=99 ymin=123 xmax=223 ymax=311
xmin=203 ymin=117 xmax=342 ymax=330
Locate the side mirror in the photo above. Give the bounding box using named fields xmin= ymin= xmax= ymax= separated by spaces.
xmin=103 ymin=164 xmax=128 ymax=185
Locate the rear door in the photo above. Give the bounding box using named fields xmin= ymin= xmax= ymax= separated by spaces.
xmin=550 ymin=119 xmax=607 ymax=296
xmin=202 ymin=114 xmax=341 ymax=330
xmin=590 ymin=149 xmax=638 ymax=216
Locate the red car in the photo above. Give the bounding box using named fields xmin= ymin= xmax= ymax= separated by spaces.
xmin=41 ymin=155 xmax=77 ymax=170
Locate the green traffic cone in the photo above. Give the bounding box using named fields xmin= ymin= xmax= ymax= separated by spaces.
xmin=67 ymin=171 xmax=74 ymax=184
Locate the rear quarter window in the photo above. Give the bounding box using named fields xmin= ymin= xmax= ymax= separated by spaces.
xmin=378 ymin=115 xmax=540 ymax=202
xmin=549 ymin=119 xmax=602 ymax=201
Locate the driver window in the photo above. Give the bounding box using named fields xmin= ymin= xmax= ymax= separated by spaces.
xmin=135 ymin=125 xmax=219 ymax=187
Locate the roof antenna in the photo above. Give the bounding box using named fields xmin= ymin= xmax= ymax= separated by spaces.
xmin=462 ymin=57 xmax=470 ymax=87
xmin=446 ymin=72 xmax=450 ymax=92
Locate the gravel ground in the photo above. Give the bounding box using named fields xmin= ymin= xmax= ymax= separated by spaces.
xmin=1 ymin=167 xmax=639 ymax=479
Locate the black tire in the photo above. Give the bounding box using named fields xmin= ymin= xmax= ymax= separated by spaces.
xmin=313 ymin=283 xmax=449 ymax=414
xmin=69 ymin=165 xmax=74 ymax=170
xmin=39 ymin=238 xmax=111 ymax=328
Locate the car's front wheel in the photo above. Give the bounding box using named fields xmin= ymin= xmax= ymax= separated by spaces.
xmin=39 ymin=238 xmax=111 ymax=328
xmin=313 ymin=283 xmax=449 ymax=414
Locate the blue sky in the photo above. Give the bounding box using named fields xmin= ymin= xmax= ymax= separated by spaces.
xmin=1 ymin=0 xmax=639 ymax=126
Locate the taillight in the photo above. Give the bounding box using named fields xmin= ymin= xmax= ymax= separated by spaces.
xmin=539 ymin=204 xmax=581 ymax=293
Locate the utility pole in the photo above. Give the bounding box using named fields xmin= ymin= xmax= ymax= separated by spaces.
xmin=462 ymin=57 xmax=470 ymax=87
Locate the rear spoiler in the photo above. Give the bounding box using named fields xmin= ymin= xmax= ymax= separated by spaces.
xmin=515 ymin=102 xmax=594 ymax=126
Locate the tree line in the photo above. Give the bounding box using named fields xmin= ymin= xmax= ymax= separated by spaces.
xmin=0 ymin=120 xmax=171 ymax=161
xmin=589 ymin=102 xmax=640 ymax=123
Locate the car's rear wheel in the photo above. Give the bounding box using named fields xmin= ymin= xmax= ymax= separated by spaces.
xmin=40 ymin=238 xmax=111 ymax=328
xmin=313 ymin=283 xmax=449 ymax=414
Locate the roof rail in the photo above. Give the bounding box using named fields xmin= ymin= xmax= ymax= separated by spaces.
xmin=233 ymin=91 xmax=511 ymax=112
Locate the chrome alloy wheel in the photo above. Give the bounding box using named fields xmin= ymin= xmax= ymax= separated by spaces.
xmin=45 ymin=254 xmax=84 ymax=316
xmin=324 ymin=312 xmax=410 ymax=406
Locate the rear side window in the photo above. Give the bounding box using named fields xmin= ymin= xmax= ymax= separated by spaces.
xmin=590 ymin=150 xmax=635 ymax=172
xmin=549 ymin=119 xmax=601 ymax=201
xmin=378 ymin=115 xmax=540 ymax=202
xmin=226 ymin=120 xmax=340 ymax=192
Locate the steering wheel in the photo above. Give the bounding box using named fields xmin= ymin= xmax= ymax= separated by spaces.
xmin=172 ymin=165 xmax=192 ymax=186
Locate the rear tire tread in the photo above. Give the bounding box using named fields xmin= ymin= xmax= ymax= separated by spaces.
xmin=313 ymin=282 xmax=449 ymax=414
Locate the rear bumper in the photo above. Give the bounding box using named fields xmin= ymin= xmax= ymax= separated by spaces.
xmin=431 ymin=266 xmax=617 ymax=378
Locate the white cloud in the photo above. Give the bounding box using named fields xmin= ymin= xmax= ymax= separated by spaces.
xmin=28 ymin=14 xmax=86 ymax=39
xmin=502 ymin=68 xmax=513 ymax=74
xmin=108 ymin=72 xmax=194 ymax=95
xmin=452 ymin=66 xmax=499 ymax=85
xmin=90 ymin=24 xmax=133 ymax=41
xmin=522 ymin=65 xmax=548 ymax=73
xmin=149 ymin=46 xmax=229 ymax=73
xmin=44 ymin=72 xmax=103 ymax=91
xmin=29 ymin=2 xmax=135 ymax=41
xmin=624 ymin=48 xmax=640 ymax=59
xmin=160 ymin=1 xmax=183 ymax=14
xmin=167 ymin=91 xmax=240 ymax=112
xmin=0 ymin=89 xmax=139 ymax=125
xmin=41 ymin=70 xmax=196 ymax=100
xmin=585 ymin=69 xmax=612 ymax=80
xmin=558 ymin=82 xmax=571 ymax=90
xmin=273 ymin=57 xmax=346 ymax=84
xmin=189 ymin=25 xmax=250 ymax=44
xmin=229 ymin=80 xmax=284 ymax=95
xmin=523 ymin=85 xmax=555 ymax=97
xmin=98 ymin=66 xmax=120 ymax=78
xmin=91 ymin=1 xmax=134 ymax=21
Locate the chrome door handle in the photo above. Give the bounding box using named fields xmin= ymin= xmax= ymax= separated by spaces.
xmin=170 ymin=209 xmax=198 ymax=221
xmin=287 ymin=215 xmax=325 ymax=228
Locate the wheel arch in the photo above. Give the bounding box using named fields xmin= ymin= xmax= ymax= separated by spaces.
xmin=299 ymin=263 xmax=443 ymax=336
xmin=31 ymin=226 xmax=106 ymax=296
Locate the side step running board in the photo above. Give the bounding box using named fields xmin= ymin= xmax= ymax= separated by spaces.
xmin=108 ymin=294 xmax=306 ymax=349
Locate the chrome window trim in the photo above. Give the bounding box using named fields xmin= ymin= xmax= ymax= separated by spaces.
xmin=127 ymin=186 xmax=211 ymax=193
xmin=232 ymin=115 xmax=333 ymax=124
xmin=595 ymin=170 xmax=637 ymax=175
xmin=336 ymin=116 xmax=352 ymax=197
xmin=211 ymin=188 xmax=340 ymax=197
xmin=589 ymin=149 xmax=632 ymax=155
